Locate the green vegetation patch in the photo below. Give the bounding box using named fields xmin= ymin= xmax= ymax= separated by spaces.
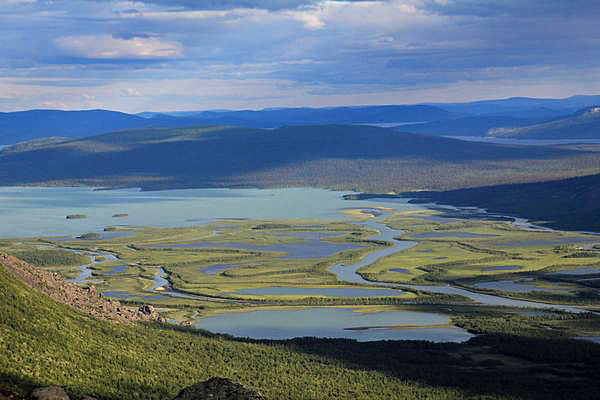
xmin=3 ymin=266 xmax=600 ymax=400
xmin=10 ymin=249 xmax=88 ymax=267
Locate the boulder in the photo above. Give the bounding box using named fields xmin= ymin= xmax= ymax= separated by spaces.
xmin=31 ymin=387 xmax=69 ymax=400
xmin=173 ymin=377 xmax=264 ymax=400
xmin=138 ymin=304 xmax=155 ymax=316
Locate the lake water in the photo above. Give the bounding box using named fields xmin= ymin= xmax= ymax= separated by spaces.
xmin=0 ymin=186 xmax=424 ymax=238
xmin=229 ymin=286 xmax=405 ymax=298
xmin=194 ymin=307 xmax=474 ymax=342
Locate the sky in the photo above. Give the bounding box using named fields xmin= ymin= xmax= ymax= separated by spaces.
xmin=1 ymin=0 xmax=600 ymax=112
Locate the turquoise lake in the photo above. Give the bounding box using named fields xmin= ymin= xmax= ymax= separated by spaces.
xmin=0 ymin=186 xmax=423 ymax=238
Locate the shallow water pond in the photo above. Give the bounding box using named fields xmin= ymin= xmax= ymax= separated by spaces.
xmin=391 ymin=268 xmax=411 ymax=274
xmin=398 ymin=284 xmax=583 ymax=313
xmin=200 ymin=264 xmax=239 ymax=275
xmin=67 ymin=251 xmax=118 ymax=283
xmin=551 ymin=267 xmax=600 ymax=275
xmin=412 ymin=232 xmax=498 ymax=239
xmin=104 ymin=265 xmax=129 ymax=275
xmin=481 ymin=266 xmax=522 ymax=271
xmin=575 ymin=336 xmax=600 ymax=344
xmin=495 ymin=238 xmax=598 ymax=247
xmin=194 ymin=307 xmax=474 ymax=342
xmin=474 ymin=279 xmax=554 ymax=293
xmin=101 ymin=290 xmax=163 ymax=299
xmin=228 ymin=286 xmax=405 ymax=298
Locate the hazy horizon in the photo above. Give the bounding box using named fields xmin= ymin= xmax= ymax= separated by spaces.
xmin=1 ymin=93 xmax=599 ymax=114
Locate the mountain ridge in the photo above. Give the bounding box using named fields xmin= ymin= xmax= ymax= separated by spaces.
xmin=0 ymin=124 xmax=596 ymax=192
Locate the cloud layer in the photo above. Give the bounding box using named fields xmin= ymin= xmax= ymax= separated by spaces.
xmin=1 ymin=0 xmax=599 ymax=111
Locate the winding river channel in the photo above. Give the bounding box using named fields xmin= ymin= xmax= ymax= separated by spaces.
xmin=328 ymin=211 xmax=585 ymax=313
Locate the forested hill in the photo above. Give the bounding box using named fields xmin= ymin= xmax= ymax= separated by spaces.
xmin=406 ymin=173 xmax=600 ymax=231
xmin=0 ymin=124 xmax=596 ymax=192
xmin=487 ymin=107 xmax=600 ymax=139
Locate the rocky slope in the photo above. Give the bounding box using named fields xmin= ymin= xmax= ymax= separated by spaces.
xmin=0 ymin=251 xmax=162 ymax=324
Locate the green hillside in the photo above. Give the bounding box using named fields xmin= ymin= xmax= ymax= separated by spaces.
xmin=3 ymin=255 xmax=600 ymax=399
xmin=405 ymin=172 xmax=600 ymax=231
xmin=0 ymin=261 xmax=456 ymax=400
xmin=0 ymin=124 xmax=598 ymax=192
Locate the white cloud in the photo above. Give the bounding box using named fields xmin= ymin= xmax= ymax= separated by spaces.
xmin=0 ymin=0 xmax=37 ymax=4
xmin=1 ymin=0 xmax=599 ymax=111
xmin=286 ymin=9 xmax=325 ymax=29
xmin=54 ymin=34 xmax=183 ymax=59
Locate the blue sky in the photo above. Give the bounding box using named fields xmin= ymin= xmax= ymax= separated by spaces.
xmin=1 ymin=0 xmax=599 ymax=112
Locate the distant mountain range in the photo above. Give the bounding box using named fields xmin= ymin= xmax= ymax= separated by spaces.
xmin=2 ymin=95 xmax=600 ymax=145
xmin=0 ymin=124 xmax=593 ymax=192
xmin=0 ymin=105 xmax=451 ymax=145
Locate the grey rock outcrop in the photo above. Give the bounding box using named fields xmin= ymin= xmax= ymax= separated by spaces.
xmin=138 ymin=304 xmax=156 ymax=316
xmin=173 ymin=377 xmax=265 ymax=400
xmin=31 ymin=387 xmax=69 ymax=400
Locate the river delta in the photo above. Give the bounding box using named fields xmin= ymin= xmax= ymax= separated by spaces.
xmin=1 ymin=186 xmax=600 ymax=342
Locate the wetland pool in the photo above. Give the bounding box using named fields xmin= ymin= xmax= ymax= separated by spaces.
xmin=228 ymin=286 xmax=405 ymax=298
xmin=411 ymin=232 xmax=498 ymax=239
xmin=154 ymin=231 xmax=366 ymax=259
xmin=481 ymin=266 xmax=522 ymax=271
xmin=200 ymin=264 xmax=239 ymax=275
xmin=398 ymin=284 xmax=583 ymax=313
xmin=194 ymin=307 xmax=474 ymax=342
xmin=551 ymin=267 xmax=600 ymax=275
xmin=495 ymin=238 xmax=599 ymax=247
xmin=474 ymin=280 xmax=554 ymax=293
